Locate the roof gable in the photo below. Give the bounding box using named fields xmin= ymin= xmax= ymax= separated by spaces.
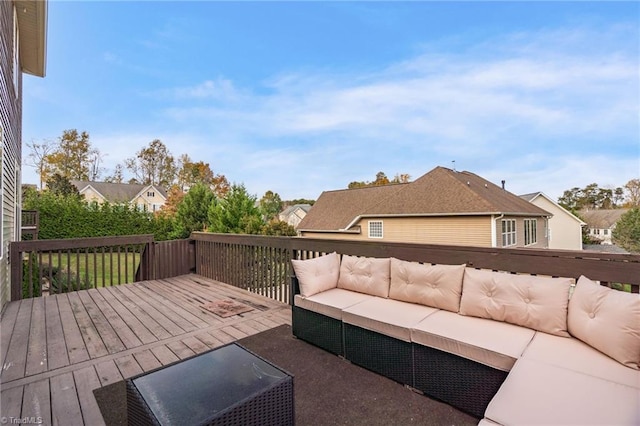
xmin=298 ymin=167 xmax=550 ymax=231
xmin=519 ymin=192 xmax=585 ymax=225
xmin=71 ymin=181 xmax=166 ymax=204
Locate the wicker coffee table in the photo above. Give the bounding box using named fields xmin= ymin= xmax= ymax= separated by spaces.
xmin=126 ymin=343 xmax=294 ymax=425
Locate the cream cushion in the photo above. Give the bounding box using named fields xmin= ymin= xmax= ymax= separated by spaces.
xmin=342 ymin=297 xmax=437 ymax=342
xmin=291 ymin=252 xmax=340 ymax=297
xmin=485 ymin=358 xmax=640 ymax=426
xmin=389 ymin=258 xmax=465 ymax=312
xmin=459 ymin=268 xmax=572 ymax=337
xmin=411 ymin=310 xmax=535 ymax=372
xmin=522 ymin=332 xmax=640 ymax=388
xmin=294 ymin=288 xmax=375 ymax=320
xmin=568 ymin=276 xmax=640 ymax=370
xmin=337 ymin=255 xmax=391 ymax=298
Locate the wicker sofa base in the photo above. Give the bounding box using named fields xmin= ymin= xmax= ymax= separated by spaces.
xmin=413 ymin=343 xmax=509 ymax=419
xmin=292 ymin=305 xmax=344 ymax=356
xmin=343 ymin=323 xmax=413 ymax=386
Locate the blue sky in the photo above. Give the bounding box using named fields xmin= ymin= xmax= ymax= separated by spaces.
xmin=23 ymin=1 xmax=639 ymax=201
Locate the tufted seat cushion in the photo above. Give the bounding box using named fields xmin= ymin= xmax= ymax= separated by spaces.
xmin=567 ymin=276 xmax=640 ymax=369
xmin=294 ymin=288 xmax=375 ymax=320
xmin=389 ymin=258 xmax=465 ymax=312
xmin=291 ymin=252 xmax=340 ymax=297
xmin=459 ymin=269 xmax=573 ymax=337
xmin=337 ymin=255 xmax=391 ymax=298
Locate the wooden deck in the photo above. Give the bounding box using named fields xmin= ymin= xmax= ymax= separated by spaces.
xmin=0 ymin=274 xmax=291 ymax=425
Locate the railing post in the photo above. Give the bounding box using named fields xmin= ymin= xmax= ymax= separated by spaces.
xmin=9 ymin=242 xmax=23 ymax=301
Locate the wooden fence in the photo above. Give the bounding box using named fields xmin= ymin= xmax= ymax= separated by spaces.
xmin=10 ymin=232 xmax=640 ymax=303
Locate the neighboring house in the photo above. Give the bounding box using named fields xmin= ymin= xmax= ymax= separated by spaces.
xmin=278 ymin=204 xmax=312 ymax=228
xmin=298 ymin=166 xmax=552 ymax=248
xmin=70 ymin=180 xmax=168 ymax=213
xmin=1 ymin=0 xmax=47 ymax=308
xmin=519 ymin=192 xmax=585 ymax=251
xmin=580 ymin=209 xmax=629 ymax=245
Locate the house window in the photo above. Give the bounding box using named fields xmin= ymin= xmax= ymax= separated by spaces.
xmin=524 ymin=219 xmax=537 ymax=246
xmin=368 ymin=221 xmax=383 ymax=239
xmin=147 ymin=191 xmax=155 ymax=197
xmin=603 ymin=229 xmax=608 ymax=236
xmin=501 ymin=219 xmax=516 ymax=247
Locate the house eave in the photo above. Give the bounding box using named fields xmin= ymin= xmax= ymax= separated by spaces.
xmin=16 ymin=0 xmax=48 ymax=77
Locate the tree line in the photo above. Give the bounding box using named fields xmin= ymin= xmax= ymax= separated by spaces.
xmin=24 ymin=129 xmax=303 ymax=240
xmin=558 ymin=180 xmax=640 ymax=211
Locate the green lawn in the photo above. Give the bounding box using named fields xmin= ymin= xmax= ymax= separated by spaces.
xmin=32 ymin=250 xmax=142 ymax=290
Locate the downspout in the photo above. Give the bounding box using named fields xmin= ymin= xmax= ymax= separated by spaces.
xmin=492 ymin=214 xmax=504 ymax=248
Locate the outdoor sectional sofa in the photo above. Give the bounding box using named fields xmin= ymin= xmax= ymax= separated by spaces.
xmin=290 ymin=252 xmax=640 ymax=424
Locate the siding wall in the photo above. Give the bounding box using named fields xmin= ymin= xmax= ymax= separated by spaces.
xmin=300 ymin=215 xmax=549 ymax=249
xmin=301 ymin=216 xmax=493 ymax=247
xmin=529 ymin=197 xmax=583 ymax=250
xmin=1 ymin=1 xmax=21 ymax=309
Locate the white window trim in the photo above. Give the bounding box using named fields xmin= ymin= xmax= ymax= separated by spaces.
xmin=524 ymin=218 xmax=537 ymax=246
xmin=501 ymin=219 xmax=516 ymax=247
xmin=368 ymin=220 xmax=383 ymax=239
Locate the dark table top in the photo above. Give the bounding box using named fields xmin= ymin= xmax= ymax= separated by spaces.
xmin=130 ymin=343 xmax=291 ymax=425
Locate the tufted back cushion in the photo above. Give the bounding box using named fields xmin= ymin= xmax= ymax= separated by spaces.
xmin=389 ymin=258 xmax=465 ymax=312
xmin=459 ymin=268 xmax=573 ymax=337
xmin=337 ymin=255 xmax=391 ymax=298
xmin=568 ymin=276 xmax=640 ymax=369
xmin=291 ymin=252 xmax=340 ymax=297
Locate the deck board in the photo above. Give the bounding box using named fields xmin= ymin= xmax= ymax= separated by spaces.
xmin=0 ymin=274 xmax=291 ymax=425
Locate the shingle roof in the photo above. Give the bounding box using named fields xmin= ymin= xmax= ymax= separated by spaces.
xmin=580 ymin=209 xmax=629 ymax=229
xmin=71 ymin=181 xmax=167 ymax=203
xmin=298 ymin=167 xmax=550 ymax=231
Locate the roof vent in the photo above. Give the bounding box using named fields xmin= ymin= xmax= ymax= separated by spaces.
xmin=467 ymin=181 xmax=470 ymax=186
xmin=501 ymin=180 xmax=506 ymax=190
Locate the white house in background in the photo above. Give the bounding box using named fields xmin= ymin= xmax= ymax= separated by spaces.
xmin=1 ymin=0 xmax=47 ymax=308
xmin=279 ymin=204 xmax=312 ymax=228
xmin=580 ymin=209 xmax=629 ymax=245
xmin=520 ymin=192 xmax=585 ymax=251
xmin=70 ymin=181 xmax=168 ymax=213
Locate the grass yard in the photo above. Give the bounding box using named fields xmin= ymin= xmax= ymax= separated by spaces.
xmin=33 ymin=250 xmax=142 ymax=289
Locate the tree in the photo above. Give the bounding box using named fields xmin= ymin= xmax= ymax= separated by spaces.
xmin=612 ymin=208 xmax=640 ymax=253
xmin=43 ymin=129 xmax=100 ymax=181
xmin=259 ymin=190 xmax=283 ymax=221
xmin=172 ymin=183 xmax=215 ymax=238
xmin=348 ymin=171 xmax=411 ymax=189
xmin=104 ymin=164 xmax=125 ymax=183
xmin=25 ymin=139 xmax=56 ymax=189
xmin=160 ymin=185 xmax=186 ymax=217
xmin=261 ymin=220 xmax=297 ymax=236
xmin=125 ymin=139 xmax=176 ymax=187
xmin=176 ymin=154 xmax=230 ymax=196
xmin=46 ymin=173 xmax=80 ymax=197
xmin=208 ymin=184 xmax=262 ymax=234
xmin=558 ymin=182 xmax=628 ymax=211
xmin=625 ymin=179 xmax=640 ymax=207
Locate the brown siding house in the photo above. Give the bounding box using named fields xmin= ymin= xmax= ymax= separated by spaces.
xmin=1 ymin=0 xmax=47 ymax=308
xmin=298 ymin=167 xmax=551 ymax=248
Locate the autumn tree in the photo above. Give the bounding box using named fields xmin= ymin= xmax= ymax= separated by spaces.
xmin=261 ymin=220 xmax=297 ymax=236
xmin=176 ymin=154 xmax=230 ymax=197
xmin=43 ymin=129 xmax=101 ymax=181
xmin=160 ymin=185 xmax=186 ymax=217
xmin=208 ymin=184 xmax=262 ymax=234
xmin=125 ymin=139 xmax=176 ymax=187
xmin=25 ymin=139 xmax=56 ymax=189
xmin=348 ymin=171 xmax=411 ymax=189
xmin=625 ymin=179 xmax=640 ymax=207
xmin=259 ymin=190 xmax=283 ymax=221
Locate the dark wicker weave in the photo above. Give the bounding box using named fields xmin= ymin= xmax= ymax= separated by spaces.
xmin=292 ymin=305 xmax=344 ymax=356
xmin=413 ymin=343 xmax=508 ymax=419
xmin=126 ymin=380 xmax=161 ymax=426
xmin=343 ymin=323 xmax=413 ymax=386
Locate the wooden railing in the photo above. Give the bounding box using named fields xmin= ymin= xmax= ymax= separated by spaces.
xmin=10 ymin=232 xmax=640 ymax=303
xmin=21 ymin=210 xmax=39 ymax=240
xmin=192 ymin=233 xmax=640 ymax=301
